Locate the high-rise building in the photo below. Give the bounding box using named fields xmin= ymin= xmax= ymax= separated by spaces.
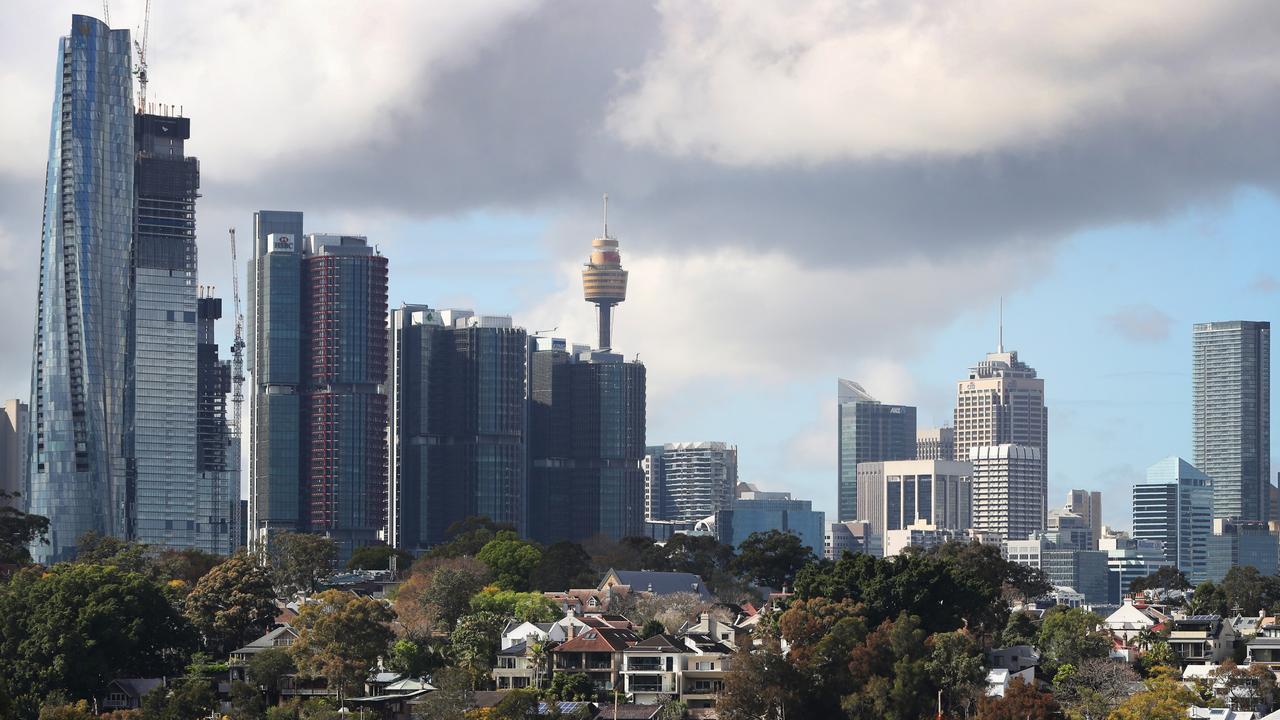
xmin=915 ymin=426 xmax=955 ymax=461
xmin=836 ymin=379 xmax=916 ymax=522
xmin=1193 ymin=321 xmax=1270 ymax=523
xmin=1205 ymin=518 xmax=1278 ymax=582
xmin=388 ymin=306 xmax=528 ymax=551
xmin=29 ymin=16 xmax=136 ymax=562
xmin=855 ymin=459 xmax=972 ymax=542
xmin=969 ymin=444 xmax=1045 ymax=542
xmin=128 ymin=111 xmax=201 ymax=550
xmin=699 ymin=482 xmax=825 ymax=554
xmin=1100 ymin=534 xmax=1170 ymax=604
xmin=826 ymin=520 xmax=877 ymax=559
xmin=953 ymin=345 xmax=1047 ymax=524
xmin=1 ymin=400 xmax=27 ymax=508
xmin=1006 ymin=534 xmax=1109 ymax=605
xmin=1065 ymin=489 xmax=1103 ymax=550
xmin=193 ymin=292 xmax=240 ymax=554
xmin=644 ymin=442 xmax=738 ymax=524
xmin=1133 ymin=457 xmax=1213 ymax=585
xmin=246 ymin=216 xmax=388 ymax=560
xmin=1046 ymin=508 xmax=1091 ymax=551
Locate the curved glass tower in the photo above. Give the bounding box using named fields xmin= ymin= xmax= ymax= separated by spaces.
xmin=29 ymin=15 xmax=136 ymax=563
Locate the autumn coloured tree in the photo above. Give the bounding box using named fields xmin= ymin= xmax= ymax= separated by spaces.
xmin=290 ymin=590 xmax=394 ymax=698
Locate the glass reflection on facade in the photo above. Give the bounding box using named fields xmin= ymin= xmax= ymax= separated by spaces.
xmin=29 ymin=15 xmax=135 ymax=563
xmin=836 ymin=379 xmax=916 ymax=523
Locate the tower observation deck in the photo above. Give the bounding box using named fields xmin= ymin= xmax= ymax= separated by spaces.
xmin=581 ymin=195 xmax=628 ymax=351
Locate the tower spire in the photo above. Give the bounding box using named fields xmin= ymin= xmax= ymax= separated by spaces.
xmin=603 ymin=192 xmax=609 ymax=239
xmin=581 ymin=193 xmax=628 ymax=351
xmin=998 ymin=296 xmax=1004 ymax=353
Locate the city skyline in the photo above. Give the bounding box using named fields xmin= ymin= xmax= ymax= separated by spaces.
xmin=5 ymin=6 xmax=1280 ymax=531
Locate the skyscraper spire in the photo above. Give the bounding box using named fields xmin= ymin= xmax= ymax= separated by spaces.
xmin=998 ymin=296 xmax=1004 ymax=353
xmin=581 ymin=194 xmax=628 ymax=351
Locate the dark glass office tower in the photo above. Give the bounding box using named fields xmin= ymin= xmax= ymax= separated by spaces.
xmin=388 ymin=307 xmax=528 ymax=550
xmin=194 ymin=293 xmax=239 ymax=554
xmin=836 ymin=379 xmax=916 ymax=522
xmin=1193 ymin=321 xmax=1270 ymax=523
xmin=528 ymin=343 xmax=646 ymax=544
xmin=247 ymin=217 xmax=388 ymax=560
xmin=29 ymin=16 xmax=135 ymax=562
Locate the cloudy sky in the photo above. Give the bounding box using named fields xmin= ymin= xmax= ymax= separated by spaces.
xmin=5 ymin=1 xmax=1280 ymax=530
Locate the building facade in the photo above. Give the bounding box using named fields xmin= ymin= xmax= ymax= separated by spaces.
xmin=915 ymin=426 xmax=955 ymax=461
xmin=1065 ymin=489 xmax=1103 ymax=550
xmin=1205 ymin=519 xmax=1278 ymax=582
xmin=836 ymin=379 xmax=916 ymax=522
xmin=194 ymin=293 xmax=240 ymax=554
xmin=29 ymin=16 xmax=136 ymax=562
xmin=701 ymin=482 xmax=825 ymax=554
xmin=1100 ymin=535 xmax=1170 ymax=604
xmin=1006 ymin=534 xmax=1109 ymax=604
xmin=387 ymin=306 xmax=528 ymax=550
xmin=1 ymin=400 xmax=27 ymax=508
xmin=825 ymin=520 xmax=877 ymax=559
xmin=968 ymin=444 xmax=1045 ymax=542
xmin=644 ymin=442 xmax=738 ymax=524
xmin=1133 ymin=456 xmax=1213 ymax=585
xmin=1192 ymin=321 xmax=1270 ymax=523
xmin=854 ymin=459 xmax=972 ymax=541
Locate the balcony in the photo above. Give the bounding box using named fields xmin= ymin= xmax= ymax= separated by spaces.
xmin=626 ymin=659 xmax=664 ymax=672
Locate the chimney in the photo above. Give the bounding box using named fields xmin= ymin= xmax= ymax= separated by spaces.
xmin=567 ymin=622 xmax=578 ymax=641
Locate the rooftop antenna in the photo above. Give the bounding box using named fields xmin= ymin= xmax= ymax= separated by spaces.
xmin=602 ymin=192 xmax=609 ymax=239
xmin=102 ymin=1 xmax=110 ymax=25
xmin=998 ymin=296 xmax=1004 ymax=353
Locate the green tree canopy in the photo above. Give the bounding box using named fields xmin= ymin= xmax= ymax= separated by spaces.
xmin=450 ymin=611 xmax=507 ymax=688
xmin=393 ymin=556 xmax=491 ymax=634
xmin=733 ymin=530 xmax=814 ymax=589
xmin=387 ymin=637 xmax=451 ymax=678
xmin=184 ymin=552 xmax=278 ymax=653
xmin=246 ymin=647 xmax=297 ymax=704
xmin=1035 ymin=606 xmax=1109 ymax=675
xmin=469 ymin=588 xmax=562 ymax=622
xmin=0 ymin=564 xmax=196 ymax=717
xmin=290 ymin=589 xmax=394 ymax=697
xmin=346 ymin=544 xmax=414 ymax=574
xmin=430 ymin=516 xmax=517 ymax=559
xmin=529 ymin=541 xmax=596 ymax=591
xmin=139 ymin=678 xmax=217 ymax=720
xmin=268 ymin=533 xmax=338 ymax=596
xmin=544 ymin=672 xmax=596 ymax=702
xmin=0 ymin=491 xmax=49 ymax=565
xmin=476 ymin=531 xmax=543 ymax=591
xmin=1130 ymin=566 xmax=1191 ymax=594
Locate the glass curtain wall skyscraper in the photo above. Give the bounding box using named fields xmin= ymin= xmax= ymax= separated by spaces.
xmin=387 ymin=306 xmax=528 ymax=551
xmin=1133 ymin=456 xmax=1212 ymax=585
xmin=1192 ymin=321 xmax=1270 ymax=523
xmin=836 ymin=379 xmax=916 ymax=522
xmin=29 ymin=16 xmax=135 ymax=562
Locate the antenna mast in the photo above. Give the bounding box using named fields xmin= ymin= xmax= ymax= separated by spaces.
xmin=998 ymin=296 xmax=1004 ymax=353
xmin=133 ymin=0 xmax=152 ymax=112
xmin=228 ymin=228 xmax=246 ymax=441
xmin=102 ymin=1 xmax=110 ymax=25
xmin=602 ymin=192 xmax=609 ymax=238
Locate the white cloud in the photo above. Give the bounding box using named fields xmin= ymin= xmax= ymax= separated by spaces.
xmin=609 ymin=1 xmax=1280 ymax=165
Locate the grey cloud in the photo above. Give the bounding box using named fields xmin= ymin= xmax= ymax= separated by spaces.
xmin=1104 ymin=304 xmax=1174 ymax=344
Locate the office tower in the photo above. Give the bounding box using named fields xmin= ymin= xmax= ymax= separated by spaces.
xmin=826 ymin=520 xmax=877 ymax=559
xmin=644 ymin=442 xmax=738 ymax=524
xmin=968 ymin=444 xmax=1045 ymax=541
xmin=1046 ymin=508 xmax=1091 ymax=551
xmin=581 ymin=197 xmax=628 ymax=351
xmin=194 ymin=292 xmax=240 ymax=554
xmin=29 ymin=16 xmax=135 ymax=562
xmin=1065 ymin=489 xmax=1103 ymax=550
xmin=1005 ymin=534 xmax=1109 ymax=604
xmin=388 ymin=306 xmax=529 ymax=551
xmin=128 ymin=111 xmax=201 ymax=549
xmin=855 ymin=459 xmax=972 ymax=541
xmin=1193 ymin=321 xmax=1270 ymax=523
xmin=703 ymin=482 xmax=825 ymax=554
xmin=1099 ymin=535 xmax=1170 ymax=604
xmin=836 ymin=379 xmax=916 ymax=522
xmin=1205 ymin=519 xmax=1278 ymax=582
xmin=884 ymin=521 xmax=973 ymax=557
xmin=916 ymin=426 xmax=955 ymax=461
xmin=246 ymin=216 xmax=388 ymax=559
xmin=953 ymin=343 xmax=1048 ymax=530
xmin=1133 ymin=457 xmax=1213 ymax=585
xmin=1 ymin=400 xmax=27 ymax=508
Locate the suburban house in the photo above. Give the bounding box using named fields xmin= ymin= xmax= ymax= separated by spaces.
xmin=1169 ymin=616 xmax=1237 ymax=665
xmin=228 ymin=625 xmax=331 ymax=699
xmin=598 ymin=569 xmax=714 ymax=602
xmin=987 ymin=646 xmax=1040 ymax=674
xmin=101 ymin=679 xmax=165 ymax=711
xmin=494 ymin=640 xmax=547 ymax=690
xmin=551 ymin=626 xmax=641 ymax=692
xmin=1103 ymin=598 xmax=1157 ymax=643
xmin=622 ymin=634 xmax=687 ymax=703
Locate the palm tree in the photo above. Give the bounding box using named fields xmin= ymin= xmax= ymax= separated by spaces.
xmin=529 ymin=640 xmax=549 ymax=690
xmin=1134 ymin=627 xmax=1157 ymax=652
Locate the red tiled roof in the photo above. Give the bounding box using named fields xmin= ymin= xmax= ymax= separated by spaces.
xmin=553 ymin=628 xmax=640 ymax=653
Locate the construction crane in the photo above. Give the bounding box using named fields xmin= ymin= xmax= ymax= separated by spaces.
xmin=102 ymin=1 xmax=110 ymax=25
xmin=133 ymin=0 xmax=152 ymax=112
xmin=228 ymin=228 xmax=246 ymax=441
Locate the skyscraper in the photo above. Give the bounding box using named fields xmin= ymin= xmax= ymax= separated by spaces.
xmin=29 ymin=16 xmax=136 ymax=562
xmin=246 ymin=216 xmax=388 ymax=559
xmin=855 ymin=459 xmax=972 ymax=543
xmin=968 ymin=444 xmax=1044 ymax=542
xmin=703 ymin=482 xmax=826 ymax=553
xmin=915 ymin=426 xmax=955 ymax=461
xmin=1133 ymin=457 xmax=1212 ymax=585
xmin=836 ymin=379 xmax=916 ymax=522
xmin=128 ymin=111 xmax=201 ymax=549
xmin=1065 ymin=489 xmax=1102 ymax=550
xmin=581 ymin=195 xmax=627 ymax=351
xmin=194 ymin=292 xmax=240 ymax=554
xmin=1 ymin=400 xmax=27 ymax=508
xmin=644 ymin=442 xmax=738 ymax=524
xmin=1192 ymin=321 xmax=1270 ymax=523
xmin=388 ymin=306 xmax=529 ymax=551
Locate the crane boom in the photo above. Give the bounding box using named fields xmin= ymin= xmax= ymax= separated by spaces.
xmin=229 ymin=228 xmax=245 ymax=441
xmin=133 ymin=0 xmax=152 ymax=112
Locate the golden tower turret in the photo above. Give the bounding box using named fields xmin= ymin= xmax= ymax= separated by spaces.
xmin=581 ymin=194 xmax=628 ymax=350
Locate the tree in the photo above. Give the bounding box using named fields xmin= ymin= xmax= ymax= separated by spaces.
xmin=392 ymin=556 xmax=491 ymax=634
xmin=449 ymin=611 xmax=506 ymax=688
xmin=1137 ymin=641 xmax=1178 ymax=678
xmin=1212 ymin=660 xmax=1276 ymax=711
xmin=37 ymin=701 xmax=97 ymax=720
xmin=529 ymin=541 xmax=596 ymax=591
xmin=840 ymin=614 xmax=936 ymax=720
xmin=640 ymin=618 xmax=667 ymax=639
xmin=492 ymin=688 xmax=541 ymax=718
xmin=469 ymin=588 xmax=562 ymax=622
xmin=268 ymin=533 xmax=337 ymax=596
xmin=1035 ymin=606 xmax=1109 ymax=674
xmin=1053 ymin=658 xmax=1138 ymax=720
xmin=346 ymin=544 xmax=414 ymax=574
xmin=0 ymin=564 xmax=195 ymax=717
xmin=636 ymin=592 xmax=711 ymax=634
xmin=73 ymin=531 xmax=152 ymax=574
xmin=153 ymin=548 xmax=223 ymax=586
xmin=976 ymin=678 xmax=1060 ymax=720
xmin=545 ymin=672 xmax=596 ymax=702
xmin=185 ymin=552 xmax=278 ymax=653
xmin=734 ymin=530 xmax=814 ymax=589
xmin=926 ymin=631 xmax=986 ymax=718
xmin=1220 ymin=565 xmax=1280 ymax=616
xmin=581 ymin=535 xmax=665 ymax=573
xmin=1130 ymin=566 xmax=1191 ymax=594
xmin=476 ymin=531 xmax=543 ymax=591
xmin=227 ymin=680 xmax=266 ymax=720
xmin=410 ymin=666 xmax=471 ymax=720
xmin=999 ymin=611 xmax=1039 ymax=647
xmin=1107 ymin=673 xmax=1198 ymax=720
xmin=387 ymin=637 xmax=451 ymax=678
xmin=247 ymin=648 xmax=297 ymax=705
xmin=138 ymin=678 xmax=217 ymax=720
xmin=718 ymin=639 xmax=808 ymax=720
xmin=659 ymin=533 xmax=736 ymax=584
xmin=430 ymin=517 xmax=517 ymax=559
xmin=0 ymin=492 xmax=49 ymax=565
xmin=1190 ymin=580 xmax=1229 ymax=616
xmin=290 ymin=590 xmax=394 ymax=699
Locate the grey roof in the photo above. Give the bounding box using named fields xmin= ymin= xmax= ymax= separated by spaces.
xmin=682 ymin=632 xmax=735 ymax=654
xmin=230 ymin=625 xmax=298 ymax=655
xmin=109 ymin=678 xmax=164 ymax=699
xmin=624 ymin=634 xmax=686 ymax=653
xmin=499 ymin=641 xmax=528 ymax=656
xmin=593 ymin=705 xmax=662 ymax=720
xmin=605 ymin=569 xmax=712 ymax=600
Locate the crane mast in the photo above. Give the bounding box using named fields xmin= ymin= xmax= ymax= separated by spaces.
xmin=228 ymin=228 xmax=246 ymax=441
xmin=133 ymin=0 xmax=151 ymax=112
